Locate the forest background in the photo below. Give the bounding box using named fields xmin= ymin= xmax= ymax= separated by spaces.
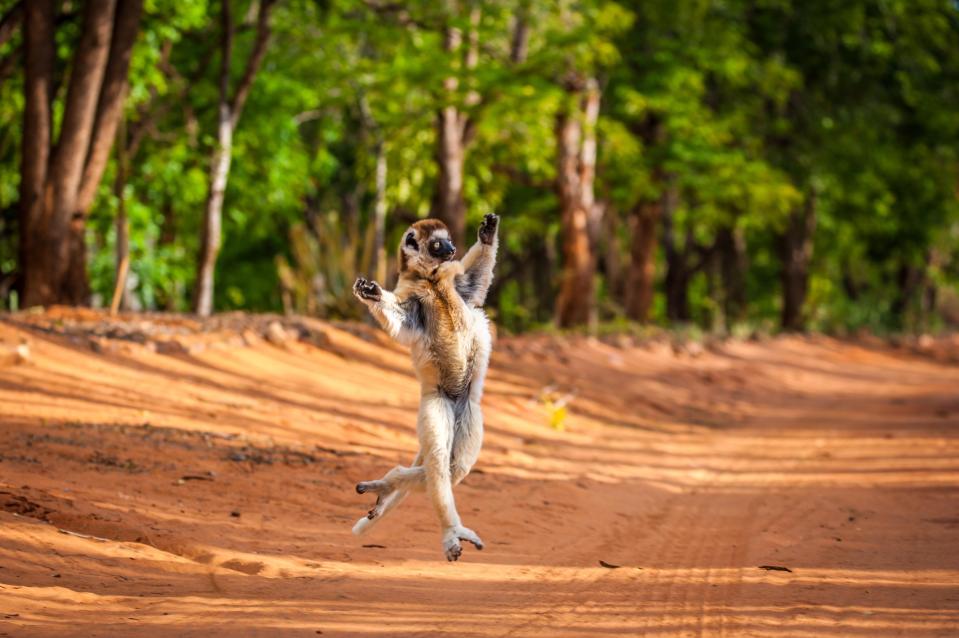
xmin=1 ymin=0 xmax=957 ymax=335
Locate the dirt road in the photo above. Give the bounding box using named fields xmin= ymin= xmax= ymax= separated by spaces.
xmin=1 ymin=311 xmax=957 ymax=636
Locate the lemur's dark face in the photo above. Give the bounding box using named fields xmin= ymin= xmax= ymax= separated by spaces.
xmin=399 ymin=219 xmax=456 ymax=276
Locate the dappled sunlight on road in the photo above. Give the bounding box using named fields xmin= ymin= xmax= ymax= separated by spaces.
xmin=1 ymin=315 xmax=958 ymax=636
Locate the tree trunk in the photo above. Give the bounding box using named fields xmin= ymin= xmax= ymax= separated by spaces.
xmin=77 ymin=0 xmax=143 ymax=215
xmin=194 ymin=105 xmax=233 ymax=316
xmin=193 ymin=0 xmax=234 ymax=317
xmin=509 ymin=1 xmax=529 ymax=64
xmin=705 ymin=242 xmax=724 ymax=331
xmin=430 ymin=7 xmax=479 ymax=249
xmin=47 ymin=0 xmax=117 ymax=305
xmin=624 ymin=197 xmax=661 ymax=322
xmin=18 ymin=0 xmax=55 ymax=307
xmin=20 ymin=0 xmax=127 ymax=307
xmin=920 ymin=248 xmax=943 ymax=331
xmin=373 ymin=140 xmax=388 ymax=284
xmin=113 ymin=116 xmax=130 ymax=311
xmin=621 ymin=116 xmax=666 ymax=323
xmin=662 ymin=186 xmax=692 ymax=322
xmin=891 ymin=260 xmax=924 ymax=330
xmin=114 ymin=208 xmax=129 ymax=308
xmin=601 ymin=205 xmax=624 ymax=303
xmin=158 ymin=199 xmax=178 ymax=310
xmin=433 ymin=104 xmax=466 ymax=247
xmin=355 ymin=89 xmax=388 ymax=284
xmin=664 ymin=250 xmax=690 ymax=322
xmin=716 ymin=224 xmax=747 ymax=324
xmin=555 ymin=78 xmax=600 ymax=328
xmin=780 ymin=193 xmax=816 ymax=331
xmin=193 ymin=0 xmax=276 ymax=316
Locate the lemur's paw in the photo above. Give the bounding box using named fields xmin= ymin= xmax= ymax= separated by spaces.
xmin=442 ymin=525 xmax=484 ymax=561
xmin=437 ymin=259 xmax=464 ymax=276
xmin=353 ymin=277 xmax=382 ymax=302
xmin=478 ymin=213 xmax=499 ymax=245
xmin=429 ymin=259 xmax=463 ymax=283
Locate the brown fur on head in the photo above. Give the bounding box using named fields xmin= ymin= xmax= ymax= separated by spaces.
xmin=398 ymin=219 xmax=457 ymax=278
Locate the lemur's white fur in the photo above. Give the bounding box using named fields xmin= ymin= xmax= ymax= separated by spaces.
xmin=351 ymin=215 xmax=499 ymax=561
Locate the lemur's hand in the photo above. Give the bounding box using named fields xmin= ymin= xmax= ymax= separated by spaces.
xmin=436 ymin=259 xmax=464 ymax=278
xmin=353 ymin=277 xmax=382 ymax=302
xmin=478 ymin=213 xmax=499 ymax=245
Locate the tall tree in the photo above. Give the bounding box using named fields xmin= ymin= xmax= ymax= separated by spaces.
xmin=193 ymin=0 xmax=278 ymax=316
xmin=362 ymin=1 xmax=527 ymax=250
xmin=554 ymin=75 xmax=601 ymax=327
xmin=18 ymin=0 xmax=143 ymax=307
xmin=431 ymin=3 xmax=480 ymax=249
xmin=621 ymin=115 xmax=665 ymax=323
xmin=779 ymin=192 xmax=816 ymax=330
xmin=623 ymin=182 xmax=665 ymax=322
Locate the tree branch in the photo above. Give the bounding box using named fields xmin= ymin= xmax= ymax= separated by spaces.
xmin=0 ymin=45 xmax=19 ymax=88
xmin=0 ymin=1 xmax=23 ymax=48
xmin=123 ymin=39 xmax=173 ymax=157
xmin=18 ymin=0 xmax=55 ymax=253
xmin=229 ymin=0 xmax=277 ymax=128
xmin=76 ymin=0 xmax=144 ymax=214
xmin=509 ymin=1 xmax=529 ymax=64
xmin=360 ymin=0 xmax=439 ymax=31
xmin=219 ymin=0 xmax=234 ymax=114
xmin=48 ymin=0 xmax=116 ymax=229
xmin=491 ymin=163 xmax=550 ymax=190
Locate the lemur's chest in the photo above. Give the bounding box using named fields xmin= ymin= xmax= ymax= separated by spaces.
xmin=407 ymin=286 xmax=487 ymax=397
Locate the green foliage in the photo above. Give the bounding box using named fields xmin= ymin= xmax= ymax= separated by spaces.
xmin=2 ymin=0 xmax=958 ymax=333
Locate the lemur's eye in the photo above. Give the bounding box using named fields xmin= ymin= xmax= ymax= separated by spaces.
xmin=405 ymin=233 xmax=418 ymax=249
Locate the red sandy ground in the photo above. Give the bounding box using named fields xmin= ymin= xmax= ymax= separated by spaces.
xmin=0 ymin=309 xmax=957 ymax=637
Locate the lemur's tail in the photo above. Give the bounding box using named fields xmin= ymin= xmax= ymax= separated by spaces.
xmin=351 ymin=489 xmax=410 ymax=535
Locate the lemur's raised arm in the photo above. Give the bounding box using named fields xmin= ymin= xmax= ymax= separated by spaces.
xmin=455 ymin=213 xmax=499 ymax=307
xmin=352 ymin=280 xmax=420 ymax=346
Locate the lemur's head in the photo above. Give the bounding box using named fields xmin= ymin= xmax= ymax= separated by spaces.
xmin=398 ymin=219 xmax=456 ymax=277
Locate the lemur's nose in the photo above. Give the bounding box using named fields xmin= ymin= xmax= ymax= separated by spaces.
xmin=429 ymin=238 xmax=456 ymax=260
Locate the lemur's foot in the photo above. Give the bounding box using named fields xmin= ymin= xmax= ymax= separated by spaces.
xmin=366 ymin=494 xmax=386 ymax=519
xmin=442 ymin=525 xmax=484 ymax=562
xmin=478 ymin=213 xmax=499 ymax=245
xmin=353 ymin=277 xmax=382 ymax=302
xmin=355 ymin=479 xmax=387 ymax=495
xmin=356 ymin=480 xmax=394 ymax=520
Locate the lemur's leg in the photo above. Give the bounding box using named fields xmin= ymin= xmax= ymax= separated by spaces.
xmin=419 ymin=392 xmax=484 ymax=561
xmin=351 ymin=489 xmax=410 ymax=536
xmin=356 ymin=465 xmax=425 ymax=496
xmin=352 ymin=278 xmax=417 ymax=345
xmin=352 ymin=451 xmax=423 ymax=535
xmin=361 ymin=403 xmax=482 ymax=496
xmin=356 ymin=405 xmax=481 ymax=503
xmin=455 ymin=213 xmax=499 ymax=307
xmin=451 ymin=400 xmax=484 ymax=485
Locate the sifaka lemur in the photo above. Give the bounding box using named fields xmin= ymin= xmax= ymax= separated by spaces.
xmin=351 ymin=213 xmax=499 ymax=561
